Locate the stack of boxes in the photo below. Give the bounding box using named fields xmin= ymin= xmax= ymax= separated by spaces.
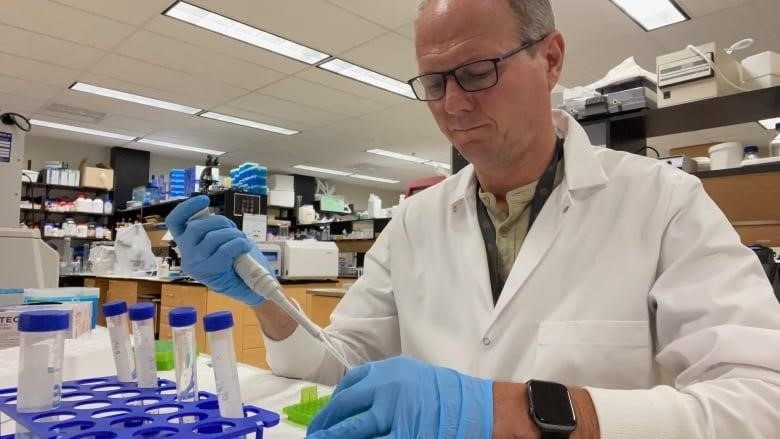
xmin=230 ymin=163 xmax=268 ymax=195
xmin=268 ymin=174 xmax=295 ymax=208
xmin=169 ymin=169 xmax=186 ymax=198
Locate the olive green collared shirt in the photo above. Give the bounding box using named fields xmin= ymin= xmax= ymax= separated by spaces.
xmin=478 ymin=159 xmax=565 ymax=282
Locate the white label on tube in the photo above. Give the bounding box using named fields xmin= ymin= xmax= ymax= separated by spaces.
xmin=108 ymin=319 xmax=136 ymax=383
xmin=209 ymin=330 xmax=244 ymax=418
xmin=133 ymin=320 xmax=157 ymax=388
xmin=17 ymin=344 xmax=55 ymax=412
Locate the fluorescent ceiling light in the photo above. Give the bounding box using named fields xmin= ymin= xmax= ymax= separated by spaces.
xmin=366 ymin=148 xmax=429 ymax=164
xmin=165 ymin=1 xmax=329 ymax=64
xmin=349 ymin=174 xmax=400 ymax=184
xmin=319 ymin=59 xmax=415 ymax=99
xmin=758 ymin=117 xmax=779 ymax=130
xmin=71 ymin=82 xmax=201 ymax=114
xmin=367 ymin=148 xmax=451 ymax=170
xmin=137 ymin=139 xmax=225 ymax=155
xmin=609 ymin=0 xmax=688 ymax=31
xmin=423 ymin=160 xmax=451 ymax=170
xmin=293 ymin=165 xmax=352 ymax=176
xmin=200 ymin=112 xmax=299 ymax=135
xmin=31 ymin=119 xmax=136 ymax=141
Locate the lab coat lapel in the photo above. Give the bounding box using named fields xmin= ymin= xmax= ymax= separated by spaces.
xmin=447 ymin=167 xmax=495 ymax=311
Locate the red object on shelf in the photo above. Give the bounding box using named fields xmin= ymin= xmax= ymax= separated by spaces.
xmin=405 ymin=176 xmax=446 ymax=197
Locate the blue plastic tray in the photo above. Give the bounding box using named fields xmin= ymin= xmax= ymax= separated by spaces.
xmin=0 ymin=376 xmax=279 ymax=439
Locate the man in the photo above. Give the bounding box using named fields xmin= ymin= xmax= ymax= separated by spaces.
xmin=166 ymin=0 xmax=780 ymax=437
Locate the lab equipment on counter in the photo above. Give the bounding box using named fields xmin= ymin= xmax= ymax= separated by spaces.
xmin=280 ymin=240 xmax=339 ymax=281
xmin=16 ymin=310 xmax=69 ymax=413
xmin=258 ymin=243 xmax=282 ymax=277
xmin=129 ymin=302 xmax=157 ymax=388
xmin=204 ymin=311 xmax=244 ymax=419
xmin=741 ymin=51 xmax=780 ymax=89
xmin=282 ymin=385 xmax=332 ymax=427
xmin=0 ymin=228 xmax=58 ymax=288
xmin=103 ymin=300 xmax=136 ymax=383
xmin=169 ymin=307 xmax=198 ymax=403
xmin=657 ymin=42 xmax=743 ymax=108
xmin=708 ymin=142 xmax=744 ymax=170
xmin=0 ymin=376 xmax=280 ymax=439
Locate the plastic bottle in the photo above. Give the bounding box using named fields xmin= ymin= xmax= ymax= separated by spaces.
xmin=102 ymin=301 xmax=137 ymax=383
xmin=104 ymin=198 xmax=113 ymax=215
xmin=770 ymin=122 xmax=780 ymax=157
xmin=743 ymin=145 xmax=760 ymax=161
xmin=16 ymin=310 xmax=69 ymax=412
xmin=92 ymin=197 xmax=104 ymax=215
xmin=129 ymin=302 xmax=158 ymax=388
xmin=169 ymin=307 xmax=198 ymax=403
xmin=204 ymin=311 xmax=244 ymax=419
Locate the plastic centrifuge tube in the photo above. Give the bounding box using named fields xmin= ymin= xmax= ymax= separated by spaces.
xmin=203 ymin=311 xmax=244 ymax=419
xmin=169 ymin=307 xmax=198 ymax=403
xmin=16 ymin=310 xmax=69 ymax=413
xmin=102 ymin=300 xmax=137 ymax=383
xmin=129 ymin=303 xmax=158 ymax=388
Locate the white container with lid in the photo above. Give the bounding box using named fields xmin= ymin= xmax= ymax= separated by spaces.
xmin=104 ymin=198 xmax=113 ymax=215
xmin=74 ymin=194 xmax=91 ymax=213
xmin=708 ymin=142 xmax=744 ymax=170
xmin=770 ymin=123 xmax=780 ymax=158
xmin=76 ymin=223 xmax=88 ymax=238
xmin=92 ymin=198 xmax=104 ymax=214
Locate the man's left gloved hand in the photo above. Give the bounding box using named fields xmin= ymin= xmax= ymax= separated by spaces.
xmin=307 ymin=356 xmax=494 ymax=439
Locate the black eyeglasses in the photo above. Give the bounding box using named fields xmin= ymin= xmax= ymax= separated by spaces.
xmin=407 ymin=35 xmax=548 ymax=101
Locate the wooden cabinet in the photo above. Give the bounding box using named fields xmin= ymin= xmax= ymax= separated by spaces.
xmin=159 ymin=284 xmax=208 ymax=351
xmin=306 ymin=294 xmax=342 ymax=328
xmin=84 ymin=277 xmax=110 ymax=327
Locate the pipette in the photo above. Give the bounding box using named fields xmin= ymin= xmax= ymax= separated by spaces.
xmin=189 ymin=208 xmax=352 ymax=370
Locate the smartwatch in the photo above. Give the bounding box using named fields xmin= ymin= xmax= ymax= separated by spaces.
xmin=526 ymin=379 xmax=577 ymax=439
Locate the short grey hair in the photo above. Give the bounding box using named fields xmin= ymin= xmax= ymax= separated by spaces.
xmin=416 ymin=0 xmax=555 ymax=42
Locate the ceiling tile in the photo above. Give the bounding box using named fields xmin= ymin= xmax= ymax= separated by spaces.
xmin=50 ymin=0 xmax=172 ymax=26
xmin=26 ymin=130 xmax=129 ymax=148
xmin=337 ymin=32 xmax=418 ymax=80
xmin=144 ymin=16 xmax=307 ymax=75
xmin=115 ymin=31 xmax=286 ymax=91
xmin=326 ymin=0 xmax=418 ymax=29
xmin=194 ymin=0 xmax=387 ymax=54
xmin=91 ymin=54 xmax=250 ymax=105
xmin=395 ymin=22 xmax=415 ymax=40
xmin=0 ymin=75 xmax=63 ymax=102
xmin=0 ymin=24 xmax=105 ymax=70
xmin=327 ymin=101 xmax=441 ymax=143
xmin=296 ymin=67 xmax=409 ymax=106
xmin=143 ymin=129 xmax=260 ymax=153
xmin=29 ymin=113 xmax=147 ymax=139
xmin=258 ymin=77 xmax=387 ymax=117
xmin=228 ymin=92 xmax=350 ymax=127
xmin=99 ymin=114 xmax=165 ymax=136
xmin=678 ymin=0 xmax=751 ymax=18
xmin=0 ymin=53 xmax=80 ymax=88
xmin=0 ymin=91 xmax=49 ymax=115
xmin=0 ymin=0 xmax=136 ymax=50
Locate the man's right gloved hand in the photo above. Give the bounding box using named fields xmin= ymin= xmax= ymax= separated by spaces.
xmin=166 ymin=195 xmax=270 ymax=306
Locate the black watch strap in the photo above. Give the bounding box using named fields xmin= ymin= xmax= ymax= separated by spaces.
xmin=541 ymin=432 xmax=570 ymax=439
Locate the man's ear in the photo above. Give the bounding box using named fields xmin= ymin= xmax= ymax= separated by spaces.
xmin=543 ymin=31 xmax=565 ymax=92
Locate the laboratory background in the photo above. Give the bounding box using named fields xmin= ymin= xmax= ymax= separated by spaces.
xmin=0 ymin=0 xmax=778 ymax=437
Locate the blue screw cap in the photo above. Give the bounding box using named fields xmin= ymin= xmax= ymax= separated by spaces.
xmin=18 ymin=310 xmax=70 ymax=332
xmin=203 ymin=311 xmax=234 ymax=332
xmin=169 ymin=307 xmax=197 ymax=328
xmin=128 ymin=302 xmax=155 ymax=321
xmin=102 ymin=300 xmax=128 ymax=318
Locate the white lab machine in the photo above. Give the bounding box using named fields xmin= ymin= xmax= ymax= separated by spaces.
xmin=280 ymin=240 xmax=339 ymax=281
xmin=0 ymin=229 xmax=59 ymax=289
xmin=656 ymin=42 xmax=743 ymax=108
xmin=257 ymin=243 xmax=282 ymax=277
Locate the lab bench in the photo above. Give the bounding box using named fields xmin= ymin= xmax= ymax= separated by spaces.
xmin=70 ymin=275 xmax=349 ymax=370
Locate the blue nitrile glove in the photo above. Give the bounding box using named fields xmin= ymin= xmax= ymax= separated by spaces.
xmin=307 ymin=356 xmax=494 ymax=439
xmin=166 ymin=195 xmax=272 ymax=306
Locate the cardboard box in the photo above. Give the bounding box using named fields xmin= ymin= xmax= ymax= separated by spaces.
xmin=0 ymin=303 xmax=92 ymax=348
xmin=268 ymin=174 xmax=295 ymax=191
xmin=80 ymin=165 xmax=114 ymax=189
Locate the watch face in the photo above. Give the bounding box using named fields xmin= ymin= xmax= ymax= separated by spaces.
xmin=529 ymin=380 xmax=576 ymax=428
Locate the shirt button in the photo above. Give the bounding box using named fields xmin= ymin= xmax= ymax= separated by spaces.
xmin=482 ymin=337 xmax=492 ymax=346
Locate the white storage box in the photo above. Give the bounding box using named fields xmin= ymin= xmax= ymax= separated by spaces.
xmin=709 ymin=142 xmax=744 ymax=170
xmin=269 ymin=189 xmax=295 ymax=208
xmin=268 ymin=174 xmax=295 ymax=191
xmin=0 ymin=302 xmax=92 ymax=348
xmin=741 ymin=51 xmax=780 ymax=89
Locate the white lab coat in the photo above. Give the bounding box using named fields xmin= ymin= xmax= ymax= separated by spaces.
xmin=265 ymin=110 xmax=780 ymax=439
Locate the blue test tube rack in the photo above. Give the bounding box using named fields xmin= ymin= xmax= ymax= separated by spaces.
xmin=0 ymin=375 xmax=279 ymax=439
